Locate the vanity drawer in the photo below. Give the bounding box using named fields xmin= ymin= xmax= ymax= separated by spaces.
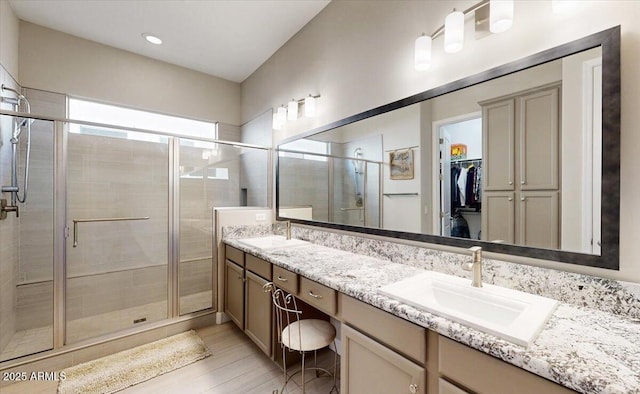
xmin=438 ymin=336 xmax=574 ymax=394
xmin=225 ymin=244 xmax=244 ymax=267
xmin=273 ymin=266 xmax=298 ymax=294
xmin=299 ymin=277 xmax=337 ymax=316
xmin=246 ymin=254 xmax=272 ymax=280
xmin=341 ymin=295 xmax=426 ymax=364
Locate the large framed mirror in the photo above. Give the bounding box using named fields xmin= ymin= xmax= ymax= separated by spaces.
xmin=276 ymin=26 xmax=620 ymax=269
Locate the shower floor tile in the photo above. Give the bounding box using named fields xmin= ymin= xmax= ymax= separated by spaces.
xmin=0 ymin=326 xmax=53 ymax=361
xmin=0 ymin=290 xmax=212 ymax=362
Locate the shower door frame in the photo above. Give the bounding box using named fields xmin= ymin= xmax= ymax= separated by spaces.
xmin=0 ymin=107 xmax=271 ymax=359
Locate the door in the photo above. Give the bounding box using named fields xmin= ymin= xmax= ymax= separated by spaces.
xmin=224 ymin=259 xmax=245 ymax=329
xmin=245 ymin=271 xmax=272 ymax=356
xmin=482 ymin=99 xmax=515 ymax=191
xmin=481 ymin=192 xmax=515 ymax=244
xmin=517 ymin=87 xmax=559 ymax=190
xmin=341 ymin=325 xmax=425 ymax=394
xmin=518 ymin=191 xmax=559 ymax=249
xmin=65 ymin=128 xmax=170 ymax=344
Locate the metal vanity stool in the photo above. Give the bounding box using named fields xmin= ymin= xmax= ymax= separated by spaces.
xmin=265 ymin=283 xmax=338 ymax=393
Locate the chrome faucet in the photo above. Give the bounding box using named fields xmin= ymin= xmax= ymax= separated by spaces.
xmin=463 ymin=246 xmax=483 ymax=288
xmin=278 ymin=220 xmax=291 ymax=240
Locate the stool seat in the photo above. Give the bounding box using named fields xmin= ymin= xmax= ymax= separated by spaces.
xmin=281 ymin=319 xmax=336 ymax=351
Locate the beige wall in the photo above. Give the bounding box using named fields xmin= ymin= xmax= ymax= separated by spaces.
xmin=241 ymin=0 xmax=640 ymax=283
xmin=19 ymin=21 xmax=241 ymax=125
xmin=0 ymin=0 xmax=19 ymax=79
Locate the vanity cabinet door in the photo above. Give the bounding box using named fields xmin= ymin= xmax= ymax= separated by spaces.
xmin=224 ymin=259 xmax=245 ymax=329
xmin=516 ymin=87 xmax=559 ymax=191
xmin=518 ymin=191 xmax=559 ymax=249
xmin=482 ymin=99 xmax=515 ymax=191
xmin=245 ymin=271 xmax=272 ymax=356
xmin=481 ymin=192 xmax=515 ymax=244
xmin=342 ymin=325 xmax=425 ymax=394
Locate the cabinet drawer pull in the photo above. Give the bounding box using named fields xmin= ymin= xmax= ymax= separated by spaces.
xmin=277 ymin=275 xmax=288 ymax=282
xmin=521 ymin=197 xmax=525 ymax=201
xmin=409 ymin=383 xmax=419 ymax=393
xmin=309 ymin=291 xmax=323 ymax=299
xmin=508 ymin=181 xmax=513 ymax=185
xmin=508 ymin=197 xmax=513 ymax=201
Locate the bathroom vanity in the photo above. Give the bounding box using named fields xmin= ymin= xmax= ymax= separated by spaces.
xmin=221 ymin=232 xmax=639 ymax=394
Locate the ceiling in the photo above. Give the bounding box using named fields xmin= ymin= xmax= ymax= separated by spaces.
xmin=8 ymin=0 xmax=330 ymax=83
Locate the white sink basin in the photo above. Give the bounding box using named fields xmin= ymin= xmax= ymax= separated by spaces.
xmin=378 ymin=271 xmax=558 ymax=347
xmin=237 ymin=235 xmax=309 ymax=250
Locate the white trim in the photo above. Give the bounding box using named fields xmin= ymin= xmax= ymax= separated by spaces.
xmin=431 ymin=112 xmax=482 ymax=235
xmin=581 ymin=57 xmax=602 ymax=254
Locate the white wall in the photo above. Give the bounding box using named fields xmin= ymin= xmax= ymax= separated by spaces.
xmin=0 ymin=0 xmax=19 ymax=79
xmin=241 ymin=0 xmax=640 ymax=283
xmin=19 ymin=22 xmax=241 ymax=125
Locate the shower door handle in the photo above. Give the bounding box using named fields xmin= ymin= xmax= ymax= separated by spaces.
xmin=72 ymin=216 xmax=150 ymax=247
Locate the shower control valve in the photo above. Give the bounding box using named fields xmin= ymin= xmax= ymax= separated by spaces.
xmin=0 ymin=198 xmax=18 ymax=219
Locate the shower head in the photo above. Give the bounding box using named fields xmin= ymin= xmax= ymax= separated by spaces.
xmin=1 ymin=84 xmax=33 ymax=140
xmin=351 ymin=148 xmax=364 ymax=174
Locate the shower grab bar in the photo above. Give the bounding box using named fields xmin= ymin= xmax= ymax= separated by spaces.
xmin=72 ymin=216 xmax=150 ymax=247
xmin=340 ymin=207 xmax=364 ymax=211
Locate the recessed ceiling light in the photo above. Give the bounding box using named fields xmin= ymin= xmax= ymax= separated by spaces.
xmin=142 ymin=33 xmax=162 ymax=45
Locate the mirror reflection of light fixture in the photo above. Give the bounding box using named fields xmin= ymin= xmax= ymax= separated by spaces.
xmin=490 ymin=0 xmax=514 ymax=33
xmin=304 ymin=95 xmax=316 ymax=118
xmin=414 ymin=0 xmax=515 ymax=71
xmin=272 ymin=112 xmax=283 ymax=130
xmin=444 ymin=9 xmax=464 ymax=53
xmin=415 ymin=34 xmax=432 ymax=70
xmin=287 ymin=99 xmax=298 ymax=121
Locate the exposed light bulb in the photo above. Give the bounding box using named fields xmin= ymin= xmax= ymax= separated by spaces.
xmin=287 ymin=99 xmax=298 ymax=121
xmin=304 ymin=95 xmax=316 ymax=118
xmin=414 ymin=34 xmax=432 ymax=71
xmin=444 ymin=10 xmax=464 ymax=53
xmin=490 ymin=0 xmax=513 ymax=34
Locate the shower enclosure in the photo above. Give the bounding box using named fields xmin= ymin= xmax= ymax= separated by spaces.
xmin=0 ymin=106 xmax=270 ymax=362
xmin=278 ymin=147 xmax=382 ymax=227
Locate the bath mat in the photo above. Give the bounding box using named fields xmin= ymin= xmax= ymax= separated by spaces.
xmin=57 ymin=330 xmax=210 ymax=394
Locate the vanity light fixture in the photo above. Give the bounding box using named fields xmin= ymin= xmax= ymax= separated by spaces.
xmin=489 ymin=0 xmax=514 ymax=33
xmin=142 ymin=33 xmax=162 ymax=45
xmin=414 ymin=0 xmax=514 ymax=71
xmin=444 ymin=9 xmax=465 ymax=53
xmin=304 ymin=95 xmax=316 ymax=118
xmin=415 ymin=34 xmax=433 ymax=70
xmin=272 ymin=94 xmax=321 ymax=130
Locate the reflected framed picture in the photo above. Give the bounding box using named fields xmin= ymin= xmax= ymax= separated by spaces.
xmin=389 ymin=149 xmax=414 ymax=180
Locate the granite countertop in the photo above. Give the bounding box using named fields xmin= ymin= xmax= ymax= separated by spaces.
xmin=224 ymin=237 xmax=640 ymax=394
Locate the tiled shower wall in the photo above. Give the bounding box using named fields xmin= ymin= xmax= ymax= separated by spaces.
xmin=279 ymin=156 xmax=329 ymax=221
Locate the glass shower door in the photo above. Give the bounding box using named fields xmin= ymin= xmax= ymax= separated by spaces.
xmin=65 ymin=127 xmax=169 ymax=344
xmin=0 ymin=115 xmax=55 ymax=361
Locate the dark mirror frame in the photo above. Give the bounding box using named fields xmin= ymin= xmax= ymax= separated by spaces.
xmin=276 ymin=26 xmax=620 ymax=270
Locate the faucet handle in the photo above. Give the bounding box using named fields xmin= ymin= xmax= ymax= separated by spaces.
xmin=469 ymin=246 xmax=482 ymax=261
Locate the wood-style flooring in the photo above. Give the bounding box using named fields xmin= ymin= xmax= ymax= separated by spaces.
xmin=1 ymin=322 xmax=340 ymax=394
